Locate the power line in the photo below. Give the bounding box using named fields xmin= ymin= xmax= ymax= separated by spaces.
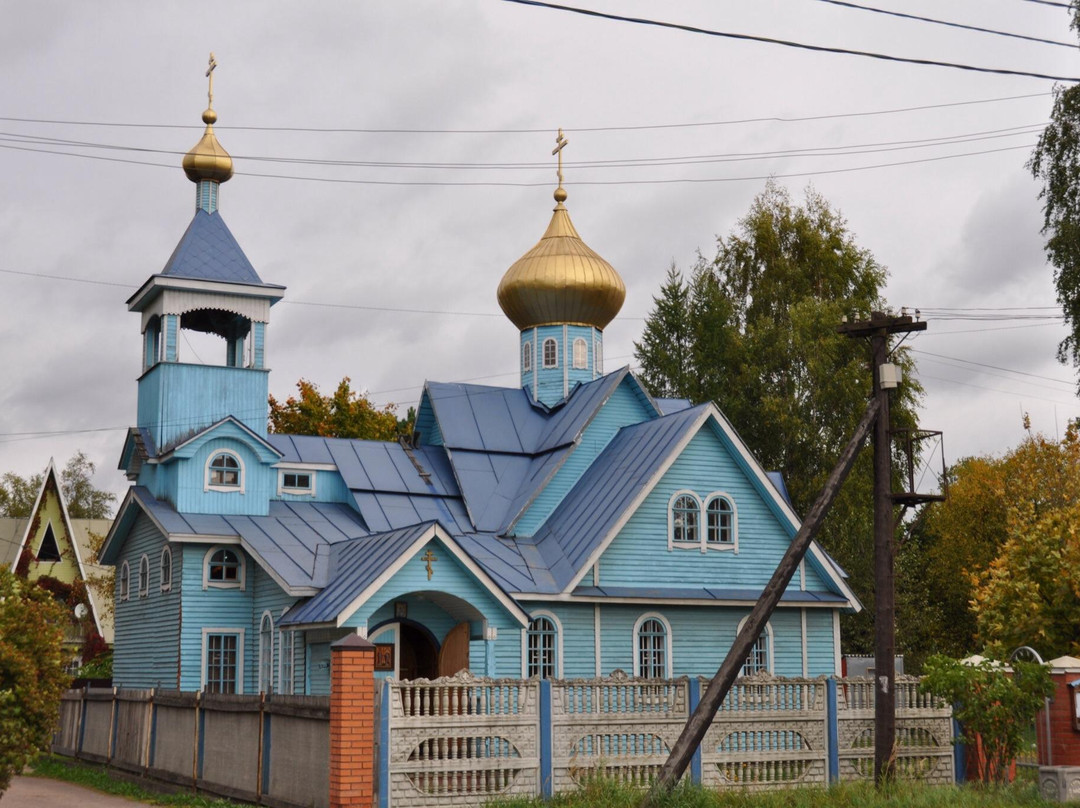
xmin=1020 ymin=0 xmax=1072 ymax=8
xmin=0 ymin=93 xmax=1053 ymax=135
xmin=811 ymin=0 xmax=1076 ymax=48
xmin=502 ymin=0 xmax=1080 ymax=82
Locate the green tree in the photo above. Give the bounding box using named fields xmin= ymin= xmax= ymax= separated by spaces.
xmin=1028 ymin=4 xmax=1080 ymax=389
xmin=0 ymin=451 xmax=116 ymax=519
xmin=921 ymin=655 xmax=1053 ymax=784
xmin=0 ymin=567 xmax=70 ymax=794
xmin=268 ymin=377 xmax=410 ymax=441
xmin=633 ymin=182 xmax=922 ymax=653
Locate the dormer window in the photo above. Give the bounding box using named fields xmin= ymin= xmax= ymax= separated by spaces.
xmin=523 ymin=342 xmax=533 ymax=372
xmin=572 ymin=338 xmax=588 ymax=369
xmin=279 ymin=470 xmax=315 ymax=496
xmin=206 ymin=451 xmax=244 ymax=492
xmin=204 ymin=547 xmax=245 ymax=590
xmin=542 ymin=338 xmax=558 ymax=368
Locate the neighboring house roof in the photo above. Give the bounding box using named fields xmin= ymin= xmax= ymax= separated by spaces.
xmin=0 ymin=518 xmax=29 ymax=570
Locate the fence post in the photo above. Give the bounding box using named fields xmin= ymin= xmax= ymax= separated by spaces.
xmin=77 ymin=688 xmax=88 ymax=759
xmin=827 ymin=678 xmax=840 ymax=784
xmin=953 ymin=716 xmax=965 ymax=784
xmin=379 ymin=680 xmax=391 ymax=808
xmin=688 ymin=678 xmax=702 ymax=785
xmin=540 ymin=678 xmax=553 ymax=799
xmin=330 ymin=633 xmax=376 ymax=808
xmin=108 ymin=687 xmax=119 ymax=764
xmin=260 ymin=693 xmax=272 ymax=799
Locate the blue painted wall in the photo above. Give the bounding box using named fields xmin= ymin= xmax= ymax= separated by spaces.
xmin=137 ymin=362 xmax=269 ymax=450
xmin=514 ymin=377 xmax=654 ymax=536
xmin=112 ymin=512 xmax=181 ymax=689
xmin=275 ymin=469 xmax=350 ymax=504
xmin=524 ymin=325 xmax=601 ymax=406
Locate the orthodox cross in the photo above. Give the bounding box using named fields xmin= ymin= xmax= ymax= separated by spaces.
xmin=552 ymin=128 xmax=568 ymax=186
xmin=206 ymin=52 xmax=217 ymax=109
xmin=421 ymin=549 xmax=437 ymax=581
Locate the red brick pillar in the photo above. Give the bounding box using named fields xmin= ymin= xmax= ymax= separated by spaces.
xmin=330 ymin=634 xmax=376 ymax=808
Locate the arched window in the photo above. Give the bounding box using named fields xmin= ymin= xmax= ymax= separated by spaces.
xmin=119 ymin=561 xmax=130 ymax=601
xmin=542 ymin=338 xmax=558 ymax=368
xmin=523 ymin=341 xmax=533 ymax=372
xmin=160 ymin=546 xmax=173 ymax=592
xmin=205 ymin=547 xmax=244 ymax=589
xmin=206 ymin=451 xmax=242 ymax=490
xmin=671 ymin=493 xmax=700 ymax=545
xmin=526 ymin=615 xmax=559 ymax=679
xmin=572 ymin=338 xmax=588 ymax=369
xmin=259 ymin=612 xmax=274 ymax=694
xmin=636 ymin=615 xmax=669 ymax=678
xmin=279 ymin=629 xmax=295 ymax=695
xmin=739 ymin=619 xmax=772 ymax=676
xmin=706 ymin=496 xmax=735 ymax=545
xmin=138 ymin=554 xmax=150 ymax=598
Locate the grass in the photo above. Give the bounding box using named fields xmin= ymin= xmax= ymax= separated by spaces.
xmin=490 ymin=777 xmax=1051 ymax=808
xmin=25 ymin=756 xmax=253 ymax=807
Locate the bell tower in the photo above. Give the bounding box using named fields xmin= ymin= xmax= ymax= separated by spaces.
xmin=127 ymin=55 xmax=285 ymax=452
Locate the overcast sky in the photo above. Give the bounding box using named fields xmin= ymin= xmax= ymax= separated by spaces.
xmin=1 ymin=1 xmax=1078 ymax=505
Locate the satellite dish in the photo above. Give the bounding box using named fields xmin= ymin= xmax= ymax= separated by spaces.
xmin=74 ymin=603 xmax=88 ymax=620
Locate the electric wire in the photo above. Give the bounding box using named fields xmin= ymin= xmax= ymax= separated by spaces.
xmin=501 ymin=0 xmax=1080 ymax=82
xmin=810 ymin=0 xmax=1076 ymax=48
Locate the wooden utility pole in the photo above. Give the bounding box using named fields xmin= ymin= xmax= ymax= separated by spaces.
xmin=838 ymin=310 xmax=926 ymax=785
xmin=647 ymin=396 xmax=881 ymax=800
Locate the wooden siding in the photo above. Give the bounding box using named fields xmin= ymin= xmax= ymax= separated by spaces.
xmin=414 ymin=396 xmax=443 ymax=447
xmin=251 ymin=564 xmax=298 ymax=694
xmin=112 ymin=512 xmax=181 ymax=688
xmin=597 ymin=427 xmax=830 ymax=592
xmin=136 ymin=361 xmax=269 ymax=450
xmin=515 ymin=378 xmax=653 ymax=536
xmin=276 ymin=469 xmax=350 ymax=503
xmin=340 ymin=538 xmax=522 ymax=677
xmin=534 ymin=324 xmax=568 ymax=406
xmin=172 ymin=437 xmax=276 ymax=516
xmin=524 ymin=602 xmax=597 ymax=678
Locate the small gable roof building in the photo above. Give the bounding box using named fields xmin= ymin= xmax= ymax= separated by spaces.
xmin=100 ymin=85 xmax=859 ymax=695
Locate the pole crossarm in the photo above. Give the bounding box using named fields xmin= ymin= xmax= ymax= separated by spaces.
xmin=647 ymin=395 xmax=881 ymax=799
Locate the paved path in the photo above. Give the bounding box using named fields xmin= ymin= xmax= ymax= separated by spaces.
xmin=4 ymin=775 xmax=142 ymax=807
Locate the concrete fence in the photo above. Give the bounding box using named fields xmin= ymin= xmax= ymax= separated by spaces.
xmin=54 ymin=687 xmax=331 ymax=808
xmin=376 ymin=672 xmax=956 ymax=808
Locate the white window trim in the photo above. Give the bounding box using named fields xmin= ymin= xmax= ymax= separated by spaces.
xmin=200 ymin=627 xmax=246 ymax=694
xmin=202 ymin=545 xmax=246 ymax=591
xmin=277 ymin=469 xmax=316 ymax=497
xmin=572 ymin=337 xmax=588 ymax=370
xmin=736 ymin=616 xmax=773 ymax=676
xmin=542 ymin=337 xmax=558 ymax=368
xmin=667 ymin=490 xmax=702 ymax=550
xmin=633 ymin=612 xmax=673 ymax=678
xmin=205 ymin=449 xmax=246 ymax=493
xmin=278 ymin=625 xmax=295 ymax=695
xmin=520 ymin=610 xmax=564 ymax=678
xmin=119 ymin=561 xmax=131 ymax=601
xmin=522 ymin=340 xmax=532 ymax=372
xmin=138 ymin=554 xmax=150 ymax=598
xmin=159 ymin=546 xmax=173 ymax=592
xmin=259 ymin=610 xmax=275 ymax=694
xmin=703 ymin=491 xmax=739 ymax=554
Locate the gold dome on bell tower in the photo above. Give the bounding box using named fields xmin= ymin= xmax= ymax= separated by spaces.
xmin=182 ymin=53 xmax=233 ymax=184
xmin=497 ymin=130 xmax=625 ymax=331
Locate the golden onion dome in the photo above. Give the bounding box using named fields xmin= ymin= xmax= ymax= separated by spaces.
xmin=498 ymin=185 xmax=625 ymax=331
xmin=182 ymin=107 xmax=234 ymax=184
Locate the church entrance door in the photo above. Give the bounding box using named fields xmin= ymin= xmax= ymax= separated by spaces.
xmin=437 ymin=621 xmax=470 ymax=677
xmin=397 ymin=623 xmax=438 ymax=681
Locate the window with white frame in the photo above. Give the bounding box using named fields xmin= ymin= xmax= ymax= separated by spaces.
xmin=526 ymin=615 xmax=559 ymax=679
xmin=205 ymin=632 xmax=242 ymax=694
xmin=279 ymin=629 xmax=295 ymax=695
xmin=706 ymin=496 xmax=735 ymax=545
xmin=542 ymin=338 xmax=558 ymax=368
xmin=138 ymin=554 xmax=150 ymax=598
xmin=572 ymin=338 xmax=588 ymax=369
xmin=160 ymin=546 xmax=172 ymax=592
xmin=279 ymin=470 xmax=314 ymax=495
xmin=636 ymin=615 xmax=669 ymax=678
xmin=119 ymin=561 xmax=130 ymax=601
xmin=523 ymin=341 xmax=532 ymax=372
xmin=206 ymin=451 xmax=243 ymax=491
xmin=595 ymin=340 xmax=603 ymax=373
xmin=205 ymin=547 xmax=244 ymax=589
xmin=739 ymin=620 xmax=772 ymax=676
xmin=671 ymin=493 xmax=700 ymax=545
xmin=259 ymin=612 xmax=274 ymax=694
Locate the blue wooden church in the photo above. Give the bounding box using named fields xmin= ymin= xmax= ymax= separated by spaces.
xmin=100 ymin=87 xmax=860 ymax=696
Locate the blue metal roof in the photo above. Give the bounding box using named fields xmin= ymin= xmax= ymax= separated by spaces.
xmin=160 ymin=209 xmax=275 ymax=287
xmin=655 ymin=397 xmax=693 ymax=415
xmin=532 ymin=403 xmax=710 ymax=588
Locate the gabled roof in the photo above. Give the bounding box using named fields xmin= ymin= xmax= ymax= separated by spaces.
xmin=162 ymin=416 xmax=282 ymax=462
xmin=160 ymin=209 xmax=265 ymax=285
xmin=279 ymin=521 xmax=529 ymax=628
